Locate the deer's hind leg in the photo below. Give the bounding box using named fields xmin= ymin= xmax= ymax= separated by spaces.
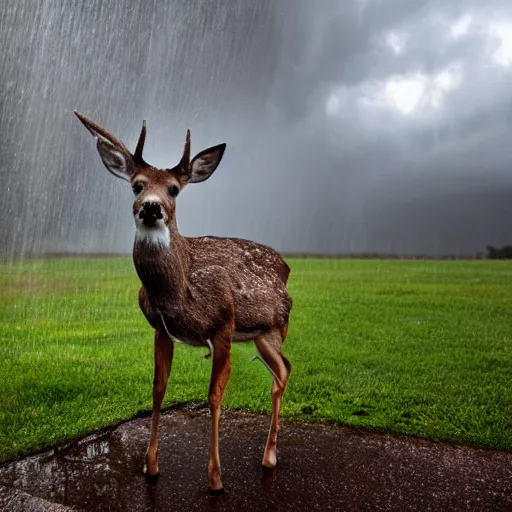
xmin=254 ymin=325 xmax=291 ymax=469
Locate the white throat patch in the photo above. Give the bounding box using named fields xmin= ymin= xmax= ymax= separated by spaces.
xmin=134 ymin=219 xmax=171 ymax=247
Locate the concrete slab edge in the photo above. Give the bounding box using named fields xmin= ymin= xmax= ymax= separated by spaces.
xmin=0 ymin=484 xmax=76 ymax=512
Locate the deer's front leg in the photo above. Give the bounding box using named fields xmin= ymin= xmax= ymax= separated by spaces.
xmin=144 ymin=326 xmax=174 ymax=481
xmin=207 ymin=328 xmax=232 ymax=495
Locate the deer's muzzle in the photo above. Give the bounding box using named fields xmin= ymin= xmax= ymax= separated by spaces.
xmin=139 ymin=201 xmax=164 ymax=226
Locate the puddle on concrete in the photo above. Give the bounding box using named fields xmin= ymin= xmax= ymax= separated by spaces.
xmin=85 ymin=440 xmax=110 ymax=460
xmin=63 ymin=436 xmax=110 ymax=462
xmin=1 ymin=409 xmax=511 ymax=511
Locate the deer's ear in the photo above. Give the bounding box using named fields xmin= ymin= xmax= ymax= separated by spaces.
xmin=189 ymin=144 xmax=226 ymax=183
xmin=96 ymin=139 xmax=132 ymax=181
xmin=74 ymin=111 xmax=133 ymax=182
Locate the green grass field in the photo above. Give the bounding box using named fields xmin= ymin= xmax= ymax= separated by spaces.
xmin=0 ymin=257 xmax=511 ymax=463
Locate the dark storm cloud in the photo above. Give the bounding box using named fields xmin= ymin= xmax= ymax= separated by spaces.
xmin=1 ymin=0 xmax=512 ymax=257
xmin=257 ymin=0 xmax=512 ymax=255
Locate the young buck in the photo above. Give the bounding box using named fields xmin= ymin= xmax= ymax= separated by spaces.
xmin=74 ymin=111 xmax=292 ymax=495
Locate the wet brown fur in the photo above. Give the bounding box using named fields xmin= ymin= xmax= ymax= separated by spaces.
xmin=135 ymin=232 xmax=292 ymax=344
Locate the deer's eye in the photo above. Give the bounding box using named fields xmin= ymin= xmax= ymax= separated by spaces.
xmin=132 ymin=181 xmax=144 ymax=195
xmin=168 ymin=185 xmax=180 ymax=198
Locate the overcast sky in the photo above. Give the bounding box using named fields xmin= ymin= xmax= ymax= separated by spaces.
xmin=1 ymin=0 xmax=512 ymax=256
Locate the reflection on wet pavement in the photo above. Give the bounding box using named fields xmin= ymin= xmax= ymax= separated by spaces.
xmin=1 ymin=408 xmax=511 ymax=511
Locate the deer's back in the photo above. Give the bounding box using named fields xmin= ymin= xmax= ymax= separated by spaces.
xmin=187 ymin=236 xmax=290 ymax=283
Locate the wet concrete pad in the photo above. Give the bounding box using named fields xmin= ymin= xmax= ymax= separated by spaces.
xmin=1 ymin=407 xmax=512 ymax=511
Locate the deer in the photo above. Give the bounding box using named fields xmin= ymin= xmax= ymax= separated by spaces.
xmin=74 ymin=111 xmax=292 ymax=495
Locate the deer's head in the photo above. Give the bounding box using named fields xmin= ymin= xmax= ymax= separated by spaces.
xmin=74 ymin=111 xmax=226 ymax=247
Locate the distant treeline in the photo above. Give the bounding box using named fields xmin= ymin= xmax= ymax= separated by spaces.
xmin=284 ymin=253 xmax=491 ymax=260
xmin=486 ymin=245 xmax=512 ymax=259
xmin=284 ymin=248 xmax=512 ymax=260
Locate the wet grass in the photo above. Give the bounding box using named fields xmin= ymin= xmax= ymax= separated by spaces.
xmin=0 ymin=257 xmax=511 ymax=462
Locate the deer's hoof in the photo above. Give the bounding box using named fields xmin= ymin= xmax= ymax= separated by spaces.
xmin=261 ymin=460 xmax=277 ymax=470
xmin=208 ymin=486 xmax=225 ymax=496
xmin=144 ymin=471 xmax=160 ymax=483
xmin=262 ymin=447 xmax=278 ymax=469
xmin=143 ymin=462 xmax=160 ymax=483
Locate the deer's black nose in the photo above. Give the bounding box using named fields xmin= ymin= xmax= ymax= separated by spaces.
xmin=139 ymin=202 xmax=163 ymax=225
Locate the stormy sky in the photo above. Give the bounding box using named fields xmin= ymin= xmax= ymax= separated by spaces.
xmin=1 ymin=0 xmax=512 ymax=257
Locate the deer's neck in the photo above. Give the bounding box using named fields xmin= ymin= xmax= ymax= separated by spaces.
xmin=133 ymin=228 xmax=190 ymax=311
